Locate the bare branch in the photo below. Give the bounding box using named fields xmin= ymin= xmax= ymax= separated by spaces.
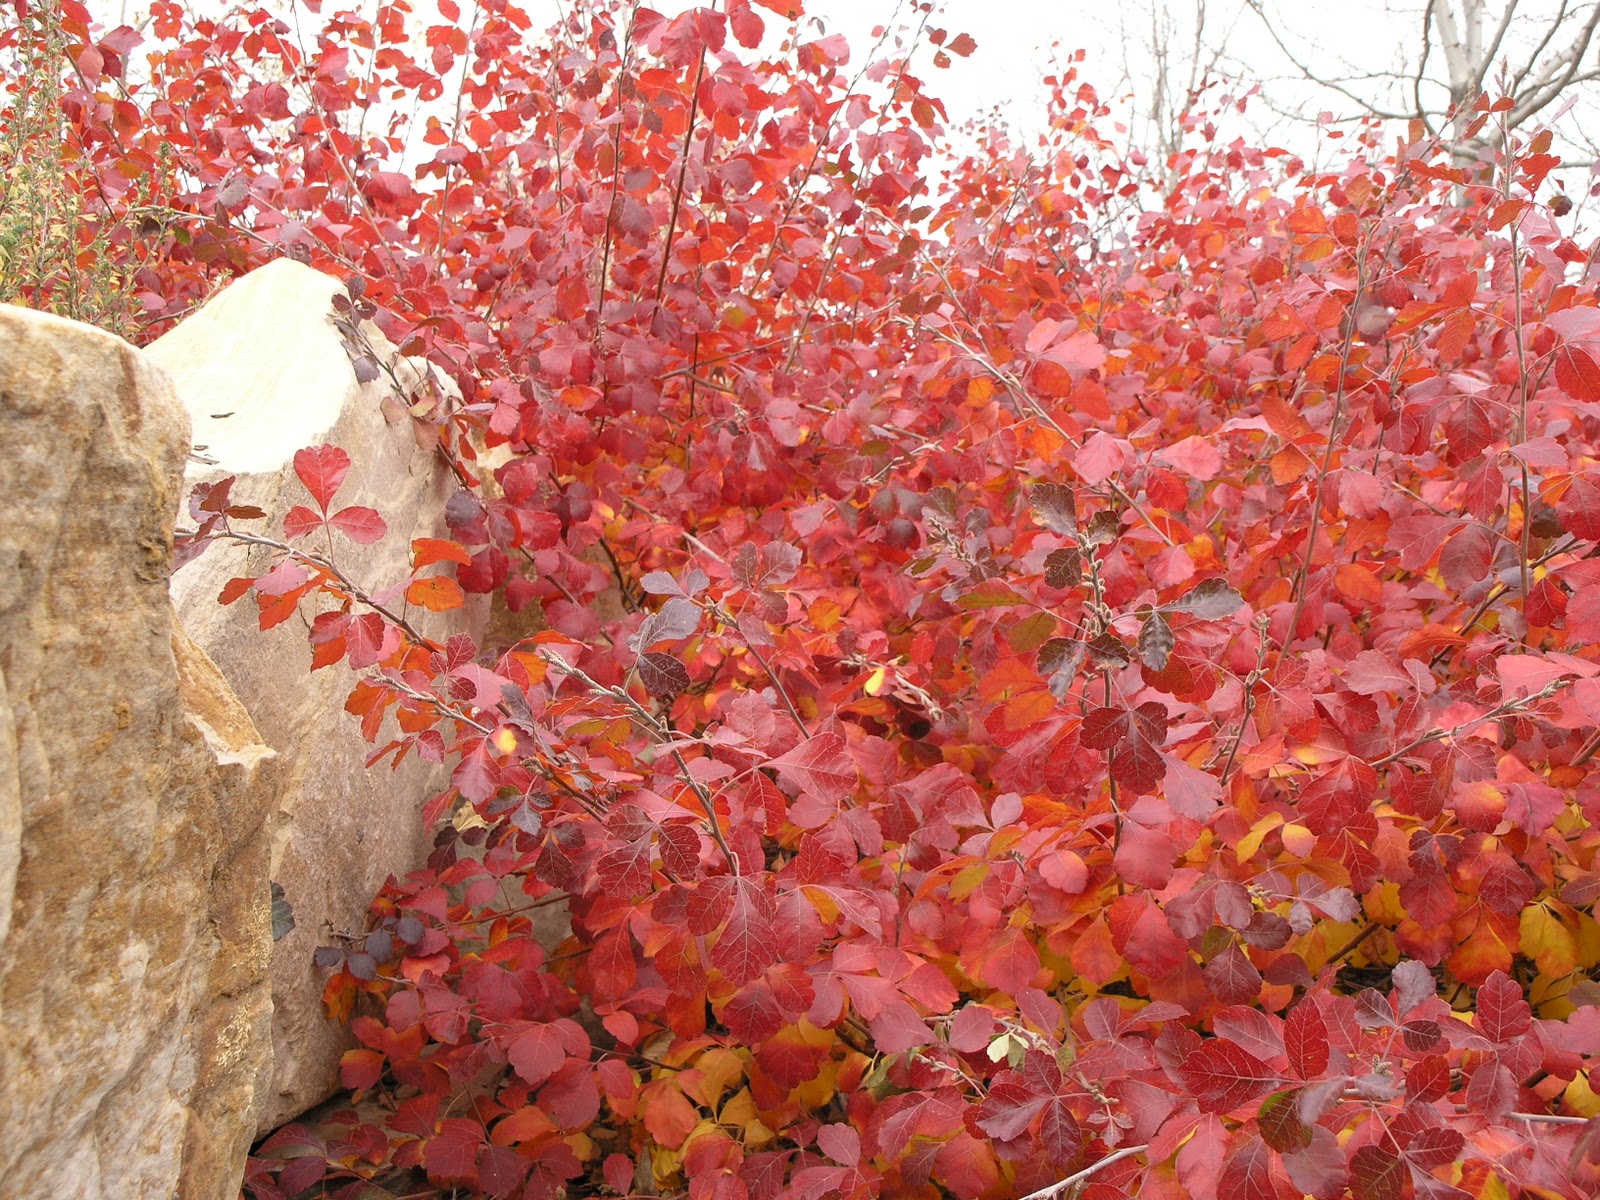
xmin=1416 ymin=0 xmax=1439 ymax=127
xmin=1243 ymin=0 xmax=1420 ymax=119
xmin=1510 ymin=3 xmax=1600 ymax=126
xmin=1474 ymin=0 xmax=1524 ymax=91
xmin=1511 ymin=0 xmax=1572 ymax=93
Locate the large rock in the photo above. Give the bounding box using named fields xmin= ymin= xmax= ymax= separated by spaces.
xmin=151 ymin=259 xmax=485 ymax=1132
xmin=0 ymin=305 xmax=275 ymax=1199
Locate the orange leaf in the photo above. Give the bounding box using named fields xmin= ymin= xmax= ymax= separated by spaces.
xmin=1269 ymin=444 xmax=1314 ymax=484
xmin=407 ymin=576 xmax=466 ymax=611
xmin=1067 ymin=914 xmax=1122 ymax=986
xmin=1334 ymin=562 xmax=1383 ymax=604
xmin=412 ymin=537 xmax=472 ymax=568
xmin=1001 ymin=688 xmax=1056 ymax=731
xmin=1260 ymin=392 xmax=1318 ymax=445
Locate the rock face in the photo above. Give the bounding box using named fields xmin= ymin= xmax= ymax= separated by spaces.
xmin=0 ymin=305 xmax=275 ymax=1199
xmin=151 ymin=259 xmax=484 ymax=1132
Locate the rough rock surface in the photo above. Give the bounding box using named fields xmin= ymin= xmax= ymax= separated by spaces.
xmin=0 ymin=304 xmax=275 ymax=1199
xmin=152 ymin=258 xmax=484 ymax=1132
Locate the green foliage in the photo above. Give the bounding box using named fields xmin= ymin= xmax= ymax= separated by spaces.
xmin=0 ymin=2 xmax=151 ymax=337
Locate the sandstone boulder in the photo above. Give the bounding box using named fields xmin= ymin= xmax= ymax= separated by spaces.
xmin=0 ymin=304 xmax=275 ymax=1200
xmin=151 ymin=258 xmax=485 ymax=1132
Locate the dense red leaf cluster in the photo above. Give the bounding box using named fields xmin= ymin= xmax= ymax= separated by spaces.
xmin=15 ymin=0 xmax=1600 ymax=1195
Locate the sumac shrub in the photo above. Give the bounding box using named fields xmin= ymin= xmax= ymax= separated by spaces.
xmin=19 ymin=0 xmax=1600 ymax=1196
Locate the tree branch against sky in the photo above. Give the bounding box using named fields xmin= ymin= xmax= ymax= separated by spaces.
xmin=1237 ymin=0 xmax=1600 ymax=159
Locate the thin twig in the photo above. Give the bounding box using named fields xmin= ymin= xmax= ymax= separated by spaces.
xmin=1017 ymin=1145 xmax=1148 ymax=1200
xmin=1369 ymin=678 xmax=1571 ymax=768
xmin=1286 ymin=246 xmax=1368 ymax=646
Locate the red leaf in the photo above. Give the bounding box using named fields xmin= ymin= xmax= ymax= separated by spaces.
xmin=1036 ymin=1098 xmax=1083 ymax=1168
xmin=1557 ymin=345 xmax=1600 ymax=403
xmin=595 ymin=832 xmax=653 ymax=897
xmin=974 ymin=1075 xmax=1047 ymax=1141
xmin=282 ymin=504 xmax=324 ymax=540
xmin=1081 ymin=702 xmax=1168 ymax=793
xmin=423 ymin=1118 xmax=483 ymax=1182
xmin=1257 ymin=1091 xmax=1311 ymax=1153
xmin=1407 ymin=1053 xmax=1450 ymax=1102
xmin=341 ymin=1047 xmax=384 ymax=1091
xmin=1476 ymin=969 xmax=1531 ymax=1043
xmin=293 ymin=444 xmax=351 ymax=511
xmin=1179 ymin=1038 xmax=1279 ymax=1113
xmin=731 ymin=541 xmax=801 ymax=591
xmin=1074 ymin=431 xmax=1128 ymax=485
xmin=449 ymin=664 xmax=508 ymax=708
xmin=506 ymin=1022 xmax=566 ymax=1086
xmin=364 ymin=169 xmax=415 ymax=205
xmin=1349 ymin=1144 xmax=1403 ymax=1200
xmin=1204 ymin=944 xmax=1263 ymax=1005
xmin=769 ymin=734 xmax=856 ymax=812
xmin=1464 ymin=1060 xmax=1517 ymax=1119
xmin=346 ymin=613 xmax=399 ymax=668
xmin=329 ymin=504 xmax=388 ymax=544
xmin=817 ymin=1123 xmax=860 ymax=1166
xmin=638 ymin=651 xmax=690 ymax=698
xmin=1112 ymin=820 xmax=1177 ymax=890
xmin=710 ymin=876 xmax=777 ymax=985
xmin=1560 ymin=473 xmax=1600 ymax=540
xmin=1157 ymin=434 xmax=1224 ymax=481
xmin=1405 ymin=1127 xmax=1465 ymax=1170
xmin=254 ymin=558 xmax=309 ymax=597
xmin=729 ymin=0 xmax=764 ymax=48
xmin=1218 ymin=1136 xmax=1291 ymax=1200
xmin=603 ymin=1155 xmax=634 ymax=1194
xmin=1343 ymin=650 xmax=1413 ymax=696
xmin=977 ymin=927 xmax=1041 ymax=993
xmin=452 ymin=741 xmax=498 ymax=804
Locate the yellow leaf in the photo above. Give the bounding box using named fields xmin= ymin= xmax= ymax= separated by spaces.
xmin=1280 ymin=823 xmax=1317 ymax=857
xmin=801 ymin=884 xmax=840 ymax=924
xmin=794 ymin=1058 xmax=838 ymax=1110
xmin=1521 ymin=903 xmax=1579 ymax=980
xmin=685 ymin=1048 xmax=746 ymax=1111
xmin=1365 ymin=882 xmax=1406 ymax=927
xmin=720 ymin=1087 xmax=758 ymax=1128
xmin=1564 ymin=1071 xmax=1600 ymax=1117
xmin=1235 ymin=812 xmax=1285 ymax=862
xmin=721 ymin=1089 xmax=775 ymax=1146
xmin=1577 ymin=909 xmax=1600 ymax=970
xmin=949 ymin=862 xmax=991 ymax=901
